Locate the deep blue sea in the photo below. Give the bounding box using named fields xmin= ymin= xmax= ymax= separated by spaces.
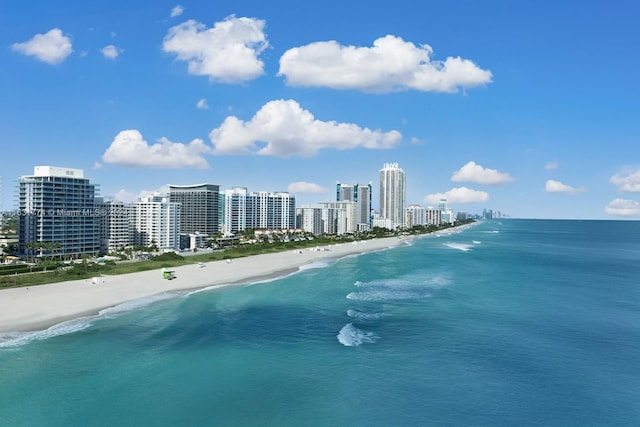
xmin=1 ymin=219 xmax=639 ymax=426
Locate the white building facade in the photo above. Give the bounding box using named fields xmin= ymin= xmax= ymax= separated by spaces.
xmin=379 ymin=163 xmax=406 ymax=229
xmin=133 ymin=196 xmax=180 ymax=250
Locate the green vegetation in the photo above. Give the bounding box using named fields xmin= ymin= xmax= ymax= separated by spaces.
xmin=0 ymin=220 xmax=473 ymax=290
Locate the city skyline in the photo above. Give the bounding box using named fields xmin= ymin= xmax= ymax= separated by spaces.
xmin=2 ymin=1 xmax=639 ymax=219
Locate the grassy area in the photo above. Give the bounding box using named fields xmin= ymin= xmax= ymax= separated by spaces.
xmin=0 ymin=236 xmax=344 ymax=289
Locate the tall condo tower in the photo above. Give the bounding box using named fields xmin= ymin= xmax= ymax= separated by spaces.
xmin=18 ymin=166 xmax=101 ymax=257
xmin=336 ymin=182 xmax=372 ymax=229
xmin=169 ymin=183 xmax=220 ymax=235
xmin=379 ymin=163 xmax=406 ymax=229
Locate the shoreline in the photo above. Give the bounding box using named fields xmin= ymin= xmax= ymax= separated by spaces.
xmin=0 ymin=237 xmax=407 ymax=334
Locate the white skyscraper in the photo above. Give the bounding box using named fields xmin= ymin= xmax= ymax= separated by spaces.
xmin=134 ymin=195 xmax=181 ymax=250
xmin=379 ymin=163 xmax=406 ymax=229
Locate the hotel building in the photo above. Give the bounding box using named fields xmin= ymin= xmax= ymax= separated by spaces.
xmin=224 ymin=188 xmax=296 ymax=234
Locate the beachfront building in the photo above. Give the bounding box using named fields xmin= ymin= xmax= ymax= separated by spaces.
xmin=247 ymin=191 xmax=296 ymax=230
xmin=425 ymin=207 xmax=442 ymax=226
xmin=168 ymin=184 xmax=220 ymax=236
xmin=316 ymin=201 xmax=357 ymax=234
xmin=133 ymin=195 xmax=180 ymax=250
xmin=296 ymin=207 xmax=324 ymax=235
xmin=223 ymin=187 xmax=248 ymax=234
xmin=379 ymin=163 xmax=406 ymax=229
xmin=17 ymin=166 xmax=101 ymax=258
xmin=405 ymin=204 xmax=426 ymax=228
xmin=102 ymin=199 xmax=134 ymax=252
xmin=296 ymin=204 xmax=349 ymax=235
xmin=336 ymin=182 xmax=372 ymax=229
xmin=224 ymin=188 xmax=296 ymax=234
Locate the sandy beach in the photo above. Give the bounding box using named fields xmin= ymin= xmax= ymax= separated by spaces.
xmin=0 ymin=237 xmax=406 ymax=333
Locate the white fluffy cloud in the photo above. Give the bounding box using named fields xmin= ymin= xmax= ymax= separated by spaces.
xmin=197 ymin=98 xmax=209 ymax=109
xmin=101 ymin=44 xmax=122 ymax=59
xmin=102 ymin=130 xmax=212 ymax=169
xmin=605 ymin=199 xmax=640 ymax=217
xmin=209 ymin=99 xmax=401 ymax=157
xmin=610 ymin=170 xmax=640 ymax=193
xmin=545 ymin=180 xmax=585 ymax=194
xmin=424 ymin=187 xmax=490 ymax=205
xmin=451 ymin=161 xmax=514 ymax=186
xmin=170 ymin=5 xmax=184 ymax=18
xmin=278 ymin=35 xmax=492 ymax=93
xmin=11 ymin=28 xmax=73 ymax=65
xmin=287 ymin=182 xmax=329 ymax=194
xmin=163 ymin=16 xmax=268 ymax=83
xmin=113 ymin=186 xmax=170 ymax=203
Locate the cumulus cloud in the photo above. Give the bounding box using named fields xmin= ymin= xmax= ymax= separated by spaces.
xmin=545 ymin=161 xmax=559 ymax=170
xmin=605 ymin=199 xmax=640 ymax=217
xmin=11 ymin=28 xmax=73 ymax=65
xmin=545 ymin=179 xmax=585 ymax=194
xmin=610 ymin=169 xmax=640 ymax=193
xmin=170 ymin=5 xmax=184 ymax=18
xmin=163 ymin=16 xmax=268 ymax=83
xmin=209 ymin=99 xmax=401 ymax=157
xmin=113 ymin=186 xmax=170 ymax=203
xmin=102 ymin=130 xmax=212 ymax=169
xmin=197 ymin=98 xmax=209 ymax=109
xmin=451 ymin=161 xmax=514 ymax=186
xmin=287 ymin=182 xmax=329 ymax=194
xmin=424 ymin=187 xmax=490 ymax=204
xmin=101 ymin=44 xmax=122 ymax=59
xmin=278 ymin=35 xmax=492 ymax=93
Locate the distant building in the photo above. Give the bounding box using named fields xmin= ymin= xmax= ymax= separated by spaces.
xmin=425 ymin=207 xmax=442 ymax=226
xmin=379 ymin=163 xmax=406 ymax=229
xmin=337 ymin=182 xmax=372 ymax=229
xmin=223 ymin=187 xmax=295 ymax=234
xmin=169 ymin=184 xmax=220 ymax=236
xmin=133 ymin=195 xmax=180 ymax=250
xmin=296 ymin=207 xmax=324 ymax=235
xmin=405 ymin=204 xmax=426 ymax=228
xmin=18 ymin=166 xmax=101 ymax=258
xmin=102 ymin=199 xmax=134 ymax=253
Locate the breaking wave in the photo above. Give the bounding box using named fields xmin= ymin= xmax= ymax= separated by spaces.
xmin=337 ymin=323 xmax=380 ymax=346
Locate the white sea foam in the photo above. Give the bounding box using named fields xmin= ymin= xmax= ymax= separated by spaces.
xmin=472 ymin=240 xmax=482 ymax=244
xmin=337 ymin=323 xmax=379 ymax=346
xmin=443 ymin=242 xmax=473 ymax=252
xmin=346 ymin=309 xmax=383 ymax=320
xmin=0 ymin=316 xmax=96 ymax=348
xmin=346 ymin=289 xmax=425 ymax=301
xmin=298 ymin=259 xmax=333 ymax=271
xmin=0 ymin=293 xmax=180 ymax=348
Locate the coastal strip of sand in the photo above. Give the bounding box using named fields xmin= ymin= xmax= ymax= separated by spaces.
xmin=0 ymin=237 xmax=406 ymax=334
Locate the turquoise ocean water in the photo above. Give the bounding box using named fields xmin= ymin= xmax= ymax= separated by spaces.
xmin=1 ymin=219 xmax=639 ymax=426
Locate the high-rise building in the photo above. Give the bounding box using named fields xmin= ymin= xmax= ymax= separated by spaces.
xmin=102 ymin=200 xmax=134 ymax=252
xmin=248 ymin=191 xmax=296 ymax=230
xmin=169 ymin=184 xmax=220 ymax=235
xmin=223 ymin=187 xmax=248 ymax=234
xmin=405 ymin=204 xmax=426 ymax=228
xmin=224 ymin=188 xmax=296 ymax=234
xmin=133 ymin=195 xmax=180 ymax=250
xmin=296 ymin=207 xmax=324 ymax=235
xmin=337 ymin=182 xmax=372 ymax=228
xmin=379 ymin=163 xmax=406 ymax=229
xmin=316 ymin=201 xmax=357 ymax=233
xmin=18 ymin=166 xmax=101 ymax=258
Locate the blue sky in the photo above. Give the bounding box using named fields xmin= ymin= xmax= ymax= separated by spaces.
xmin=1 ymin=0 xmax=639 ymax=219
